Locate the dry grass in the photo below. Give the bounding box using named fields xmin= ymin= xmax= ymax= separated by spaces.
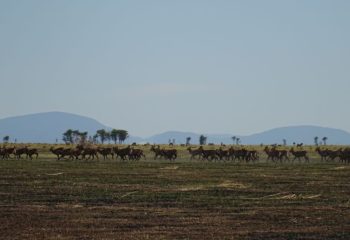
xmin=0 ymin=144 xmax=349 ymax=239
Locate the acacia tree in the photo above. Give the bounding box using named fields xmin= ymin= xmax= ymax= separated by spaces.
xmin=232 ymin=136 xmax=236 ymax=145
xmin=3 ymin=135 xmax=9 ymax=143
xmin=105 ymin=132 xmax=111 ymax=144
xmin=283 ymin=139 xmax=287 ymax=146
xmin=236 ymin=137 xmax=240 ymax=145
xmin=117 ymin=129 xmax=129 ymax=144
xmin=322 ymin=137 xmax=328 ymax=145
xmin=92 ymin=134 xmax=99 ymax=144
xmin=186 ymin=137 xmax=191 ymax=146
xmin=63 ymin=129 xmax=74 ymax=144
xmin=96 ymin=129 xmax=108 ymax=144
xmin=63 ymin=130 xmax=88 ymax=144
xmin=78 ymin=131 xmax=88 ymax=144
xmin=314 ymin=136 xmax=319 ymax=146
xmin=199 ymin=135 xmax=207 ymax=145
xmin=110 ymin=129 xmax=118 ymax=144
xmin=72 ymin=130 xmax=82 ymax=144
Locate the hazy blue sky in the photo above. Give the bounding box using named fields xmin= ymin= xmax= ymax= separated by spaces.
xmin=1 ymin=0 xmax=349 ymax=137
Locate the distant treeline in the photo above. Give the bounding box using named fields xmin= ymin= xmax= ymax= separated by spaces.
xmin=62 ymin=129 xmax=128 ymax=144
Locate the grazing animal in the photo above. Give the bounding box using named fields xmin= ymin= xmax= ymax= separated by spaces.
xmin=246 ymin=150 xmax=259 ymax=162
xmin=98 ymin=147 xmax=114 ymax=160
xmin=129 ymin=148 xmax=145 ymax=161
xmin=227 ymin=147 xmax=250 ymax=162
xmin=160 ymin=149 xmax=177 ymax=161
xmin=338 ymin=148 xmax=350 ymax=164
xmin=2 ymin=147 xmax=15 ymax=159
xmin=50 ymin=147 xmax=64 ymax=160
xmin=234 ymin=148 xmax=249 ymax=162
xmin=264 ymin=146 xmax=279 ymax=162
xmin=200 ymin=148 xmax=219 ymax=161
xmin=26 ymin=148 xmax=39 ymax=160
xmin=81 ymin=147 xmax=99 ymax=160
xmin=277 ymin=149 xmax=289 ymax=162
xmin=150 ymin=145 xmax=163 ymax=160
xmin=68 ymin=147 xmax=83 ymax=160
xmin=60 ymin=148 xmax=76 ymax=160
xmin=216 ymin=147 xmax=229 ymax=161
xmin=290 ymin=148 xmax=309 ymax=163
xmin=0 ymin=147 xmax=8 ymax=159
xmin=14 ymin=146 xmax=28 ymax=159
xmin=264 ymin=146 xmax=288 ymax=163
xmin=315 ymin=147 xmax=330 ymax=161
xmin=114 ymin=146 xmax=132 ymax=161
xmin=50 ymin=146 xmax=81 ymax=160
xmin=187 ymin=147 xmax=203 ymax=160
xmin=327 ymin=149 xmax=341 ymax=162
xmin=227 ymin=147 xmax=237 ymax=161
xmin=150 ymin=145 xmax=177 ymax=161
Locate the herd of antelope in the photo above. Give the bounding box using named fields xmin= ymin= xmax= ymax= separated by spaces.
xmin=0 ymin=144 xmax=350 ymax=164
xmin=0 ymin=146 xmax=39 ymax=160
xmin=187 ymin=146 xmax=259 ymax=162
xmin=49 ymin=145 xmax=145 ymax=161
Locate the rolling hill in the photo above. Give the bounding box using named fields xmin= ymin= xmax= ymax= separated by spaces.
xmin=242 ymin=126 xmax=350 ymax=145
xmin=143 ymin=126 xmax=350 ymax=145
xmin=0 ymin=112 xmax=111 ymax=143
xmin=1 ymin=112 xmax=350 ymax=145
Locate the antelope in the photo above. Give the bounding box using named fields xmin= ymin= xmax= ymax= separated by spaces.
xmin=187 ymin=147 xmax=203 ymax=160
xmin=114 ymin=146 xmax=132 ymax=161
xmin=290 ymin=148 xmax=309 ymax=163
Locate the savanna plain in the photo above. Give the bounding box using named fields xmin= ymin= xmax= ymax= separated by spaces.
xmin=0 ymin=144 xmax=349 ymax=239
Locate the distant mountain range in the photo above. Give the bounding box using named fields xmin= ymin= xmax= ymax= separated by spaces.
xmin=1 ymin=112 xmax=350 ymax=145
xmin=145 ymin=127 xmax=350 ymax=145
xmin=0 ymin=112 xmax=110 ymax=143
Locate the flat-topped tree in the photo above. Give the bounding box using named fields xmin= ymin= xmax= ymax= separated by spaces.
xmin=186 ymin=137 xmax=191 ymax=146
xmin=96 ymin=129 xmax=108 ymax=144
xmin=199 ymin=135 xmax=207 ymax=145
xmin=3 ymin=135 xmax=9 ymax=143
xmin=63 ymin=129 xmax=74 ymax=144
xmin=232 ymin=136 xmax=236 ymax=145
xmin=117 ymin=129 xmax=129 ymax=144
xmin=110 ymin=129 xmax=118 ymax=144
xmin=322 ymin=137 xmax=328 ymax=145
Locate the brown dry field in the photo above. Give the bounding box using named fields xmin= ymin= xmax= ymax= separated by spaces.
xmin=0 ymin=144 xmax=349 ymax=239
